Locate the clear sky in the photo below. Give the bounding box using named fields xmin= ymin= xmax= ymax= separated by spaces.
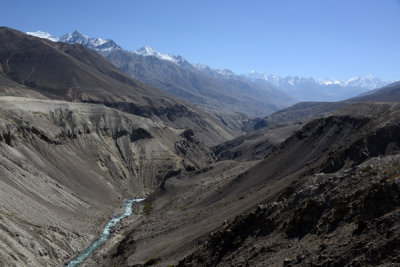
xmin=2 ymin=0 xmax=400 ymax=80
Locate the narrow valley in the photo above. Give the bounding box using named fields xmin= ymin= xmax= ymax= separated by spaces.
xmin=1 ymin=2 xmax=399 ymax=266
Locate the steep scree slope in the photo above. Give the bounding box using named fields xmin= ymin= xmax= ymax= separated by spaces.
xmin=0 ymin=97 xmax=213 ymax=266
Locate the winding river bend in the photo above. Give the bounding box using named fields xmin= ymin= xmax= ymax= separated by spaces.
xmin=66 ymin=198 xmax=145 ymax=267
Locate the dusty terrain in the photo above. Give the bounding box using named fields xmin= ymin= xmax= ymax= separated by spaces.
xmin=0 ymin=28 xmax=240 ymax=267
xmin=180 ymin=155 xmax=400 ymax=266
xmin=1 ymin=27 xmax=400 ymax=267
xmin=99 ymin=102 xmax=400 ymax=266
xmin=0 ymin=97 xmax=213 ymax=266
xmin=213 ymin=122 xmax=302 ymax=161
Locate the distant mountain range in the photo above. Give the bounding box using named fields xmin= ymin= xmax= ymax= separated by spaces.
xmin=27 ymin=30 xmax=246 ymax=80
xmin=26 ymin=30 xmax=395 ymax=114
xmin=248 ymin=71 xmax=389 ymax=90
xmin=246 ymin=71 xmax=392 ymax=102
xmin=27 ymin=30 xmax=295 ymax=120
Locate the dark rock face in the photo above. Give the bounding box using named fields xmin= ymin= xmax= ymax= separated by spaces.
xmin=130 ymin=128 xmax=152 ymax=142
xmin=180 ymin=129 xmax=196 ymax=142
xmin=179 ymin=159 xmax=400 ymax=266
xmin=285 ymin=199 xmax=325 ymax=238
xmin=320 ymin=120 xmax=400 ymax=174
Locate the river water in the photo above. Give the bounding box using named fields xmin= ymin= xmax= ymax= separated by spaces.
xmin=65 ymin=198 xmax=145 ymax=267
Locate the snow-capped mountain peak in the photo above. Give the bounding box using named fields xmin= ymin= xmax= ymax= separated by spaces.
xmin=27 ymin=30 xmax=121 ymax=52
xmin=247 ymin=71 xmax=391 ymax=91
xmin=58 ymin=30 xmax=121 ymax=52
xmin=132 ymin=46 xmax=188 ymax=65
xmin=192 ymin=63 xmax=210 ymax=71
xmin=216 ymin=69 xmax=236 ymax=77
xmin=26 ymin=31 xmax=59 ymax=42
xmin=59 ymin=30 xmax=88 ymax=43
xmin=248 ymin=70 xmax=270 ymax=80
xmin=319 ymin=78 xmax=341 ymax=86
xmin=134 ymin=46 xmax=157 ymax=56
xmin=316 ymin=75 xmax=390 ymax=90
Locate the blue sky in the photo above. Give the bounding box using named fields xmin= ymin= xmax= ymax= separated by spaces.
xmin=3 ymin=0 xmax=400 ymax=80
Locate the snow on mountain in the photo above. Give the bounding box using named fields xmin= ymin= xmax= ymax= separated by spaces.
xmin=248 ymin=70 xmax=268 ymax=80
xmin=133 ymin=46 xmax=237 ymax=78
xmin=340 ymin=76 xmax=390 ymax=90
xmin=192 ymin=63 xmax=209 ymax=71
xmin=25 ymin=30 xmax=394 ymax=101
xmin=248 ymin=71 xmax=392 ymax=91
xmin=59 ymin=30 xmax=121 ymax=52
xmin=246 ymin=71 xmax=394 ymax=102
xmin=134 ymin=47 xmax=238 ymax=78
xmin=59 ymin=31 xmax=88 ymax=44
xmin=216 ymin=69 xmax=236 ymax=77
xmin=316 ymin=76 xmax=391 ymax=90
xmin=26 ymin=30 xmax=121 ymax=52
xmin=132 ymin=46 xmax=189 ymax=65
xmin=319 ymin=78 xmax=341 ymax=86
xmin=26 ymin=31 xmax=59 ymax=42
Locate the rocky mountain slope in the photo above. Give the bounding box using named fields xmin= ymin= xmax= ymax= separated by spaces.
xmin=1 ymin=27 xmax=237 ymax=146
xmin=96 ymin=102 xmax=400 ymax=266
xmin=0 ymin=27 xmax=240 ymax=267
xmin=27 ymin=30 xmax=122 ymax=52
xmin=250 ymin=81 xmax=400 ymax=132
xmin=213 ymin=122 xmax=302 ymax=162
xmin=0 ymin=97 xmax=215 ymax=266
xmin=217 ymin=82 xmax=400 ymax=167
xmin=211 ymin=83 xmax=400 ymax=164
xmin=180 ymin=154 xmax=400 ymax=266
xmin=179 ymin=102 xmax=400 ymax=266
xmin=349 ymin=81 xmax=400 ymax=102
xmin=103 ymin=48 xmax=293 ymax=118
xmin=27 ymin=30 xmax=294 ymax=120
xmin=59 ymin=30 xmax=122 ymax=52
xmin=27 ymin=30 xmax=396 ymax=113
